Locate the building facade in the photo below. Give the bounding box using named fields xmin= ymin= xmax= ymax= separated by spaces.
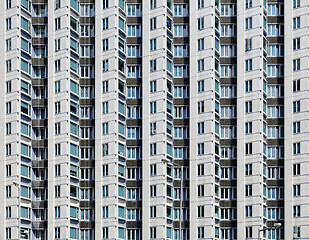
xmin=0 ymin=0 xmax=308 ymax=239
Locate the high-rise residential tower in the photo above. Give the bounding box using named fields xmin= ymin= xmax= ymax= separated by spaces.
xmin=0 ymin=0 xmax=308 ymax=239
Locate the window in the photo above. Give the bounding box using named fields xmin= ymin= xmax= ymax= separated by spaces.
xmin=220 ymin=85 xmax=237 ymax=98
xmin=174 ymin=65 xmax=190 ymax=77
xmin=54 ymin=165 xmax=61 ymax=177
xmin=267 ymin=146 xmax=284 ymax=159
xmin=293 ymin=17 xmax=300 ymax=30
xmin=101 ymin=18 xmax=109 ymax=31
xmin=102 ymin=39 xmax=108 ymax=51
xmin=245 ymin=164 xmax=253 ymax=176
xmin=220 ymin=45 xmax=237 ymax=57
xmin=267 ymin=24 xmax=284 ymax=36
xmin=293 ymin=0 xmax=300 ymax=8
xmin=293 ymin=101 xmax=300 ymax=113
xmin=34 ymin=25 xmax=47 ymax=37
xmin=55 ymin=227 xmax=61 ymax=239
xmin=197 ymin=185 xmax=205 ymax=197
xmin=197 ymin=17 xmax=204 ymax=30
xmin=268 ymin=167 xmax=284 ymax=179
xmin=150 ymin=164 xmax=157 ymax=176
xmin=102 ymin=101 xmax=108 ymax=114
xmin=293 ymin=37 xmax=300 ymax=50
xmin=70 ymin=227 xmax=78 ymax=239
xmin=198 ymin=227 xmax=205 ymax=239
xmin=293 ymin=184 xmax=301 ymax=196
xmin=6 ymin=18 xmax=12 ymax=30
xmin=221 ymin=24 xmax=236 ymax=37
xmin=246 ymin=0 xmax=252 ymax=8
xmin=245 ymin=38 xmax=252 ymax=51
xmin=6 ymin=0 xmax=11 ymax=9
xmin=100 ymin=60 xmax=108 ymax=73
xmin=245 ymin=17 xmax=252 ymax=30
xmin=197 ymin=164 xmax=205 ymax=176
xmin=150 ymin=206 xmax=156 ymax=218
xmin=198 ymin=38 xmax=204 ymax=51
xmin=174 ymin=3 xmax=188 ymax=16
xmin=197 ymin=101 xmax=205 ymax=114
xmin=20 ymin=101 xmax=30 ymax=116
xmin=267 ymin=85 xmax=284 ymax=98
xmin=198 ymin=143 xmax=205 ymax=155
xmin=293 ymin=226 xmax=301 ymax=238
xmin=245 ymin=185 xmax=253 ymax=197
xmin=267 ymin=106 xmax=284 ymax=118
xmin=6 ymin=186 xmax=12 ymax=198
xmin=150 ymin=227 xmax=156 ymax=239
xmin=293 ymin=163 xmax=300 ymax=176
xmin=174 ymin=24 xmax=189 ymax=37
xmin=198 ymin=122 xmax=205 ymax=134
xmin=150 ymin=59 xmax=157 ymax=72
xmin=220 ymin=65 xmax=237 ymax=77
xmin=102 ymin=227 xmax=109 ymax=239
xmin=55 ymin=39 xmax=61 ymax=51
xmin=150 ymin=101 xmax=157 ymax=113
xmin=197 ymin=206 xmax=205 ymax=218
xmin=55 ymin=0 xmax=61 ymax=9
xmin=6 ymin=206 xmax=11 ymax=219
xmin=21 ymin=59 xmax=31 ymax=74
xmin=102 ymin=185 xmax=108 ymax=197
xmin=150 ymin=143 xmax=157 ymax=155
xmin=174 ymin=45 xmax=189 ymax=57
xmin=293 ymin=122 xmax=300 ymax=134
xmin=221 ymin=4 xmax=237 ymax=16
xmin=293 ymin=206 xmax=301 ymax=217
xmin=245 ymin=101 xmax=253 ymax=113
xmin=245 ymin=206 xmax=253 ymax=218
xmin=197 ymin=59 xmax=205 ymax=72
xmin=245 ymin=143 xmax=253 ymax=155
xmin=6 ymin=165 xmax=12 ymax=177
xmin=101 ymin=164 xmax=109 ymax=177
xmin=6 ymin=60 xmax=12 ymax=73
xmin=55 ymin=60 xmax=60 ymax=72
xmin=149 ymin=122 xmax=157 ymax=135
xmin=127 ymin=24 xmax=141 ymax=37
xmin=5 ymin=122 xmax=12 ymax=135
xmin=245 ymin=59 xmax=253 ymax=71
xmin=246 ymin=227 xmax=253 ymax=238
xmin=150 ymin=80 xmax=156 ymax=92
xmin=150 ymin=185 xmax=157 ymax=197
xmin=293 ymin=79 xmax=300 ymax=92
xmin=198 ymin=80 xmax=205 ymax=93
xmin=55 ymin=185 xmax=60 ymax=197
xmin=55 ymin=102 xmax=60 ymax=114
xmin=55 ymin=144 xmax=61 ymax=156
xmin=21 ymin=17 xmax=30 ymax=32
xmin=293 ymin=142 xmax=300 ymax=155
xmin=245 ymin=122 xmax=252 ymax=134
xmin=267 ymin=44 xmax=284 ymax=57
xmin=268 ymin=3 xmax=284 ymax=16
xmin=150 ymin=17 xmax=157 ymax=30
xmin=293 ymin=59 xmax=300 ymax=71
xmin=149 ymin=38 xmax=157 ymax=51
xmin=55 ymin=18 xmax=61 ymax=30
xmin=6 ymin=39 xmax=11 ymax=52
xmin=198 ymin=0 xmax=204 ymax=9
xmin=267 ymin=126 xmax=284 ymax=138
xmin=6 ymin=102 xmax=11 ymax=114
xmin=102 ymin=0 xmax=108 ymax=9
xmin=21 ymin=164 xmax=30 ymax=178
xmin=221 ymin=106 xmax=237 ymax=119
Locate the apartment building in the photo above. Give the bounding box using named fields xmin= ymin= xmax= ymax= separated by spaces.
xmin=0 ymin=0 xmax=308 ymax=239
